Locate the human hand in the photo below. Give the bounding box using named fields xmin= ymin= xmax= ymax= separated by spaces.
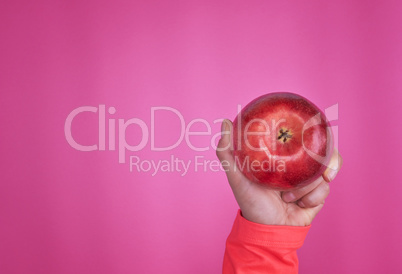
xmin=217 ymin=119 xmax=343 ymax=226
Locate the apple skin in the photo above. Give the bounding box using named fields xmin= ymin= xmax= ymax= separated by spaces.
xmin=232 ymin=92 xmax=333 ymax=190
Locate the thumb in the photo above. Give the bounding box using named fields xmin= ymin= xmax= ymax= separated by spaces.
xmin=216 ymin=119 xmax=233 ymax=163
xmin=216 ymin=119 xmax=250 ymax=192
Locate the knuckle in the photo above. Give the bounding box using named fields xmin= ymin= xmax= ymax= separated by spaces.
xmin=304 ymin=196 xmax=318 ymax=207
xmin=322 ymin=182 xmax=330 ymax=195
xmin=217 ymin=138 xmax=226 ymax=150
xmin=304 ymin=185 xmax=329 ymax=207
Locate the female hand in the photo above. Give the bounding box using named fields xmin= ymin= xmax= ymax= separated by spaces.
xmin=217 ymin=119 xmax=343 ymax=226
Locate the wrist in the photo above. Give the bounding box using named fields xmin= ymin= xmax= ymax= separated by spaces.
xmin=234 ymin=209 xmax=311 ymax=246
xmin=240 ymin=210 xmax=279 ymax=226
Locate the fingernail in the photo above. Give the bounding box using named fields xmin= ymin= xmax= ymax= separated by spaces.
xmin=327 ymin=168 xmax=338 ymax=182
xmin=221 ymin=120 xmax=226 ymax=134
xmin=298 ymin=200 xmax=305 ymax=208
xmin=327 ymin=154 xmax=342 ymax=181
xmin=221 ymin=120 xmax=229 ymax=136
xmin=283 ymin=192 xmax=296 ymax=202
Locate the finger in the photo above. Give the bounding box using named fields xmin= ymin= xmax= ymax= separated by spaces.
xmin=282 ymin=176 xmax=325 ymax=203
xmin=303 ymin=203 xmax=325 ymax=223
xmin=216 ymin=119 xmax=250 ymax=191
xmin=322 ymin=148 xmax=343 ymax=183
xmin=297 ymin=181 xmax=330 ymax=208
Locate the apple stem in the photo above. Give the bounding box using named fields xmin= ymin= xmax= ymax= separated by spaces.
xmin=278 ymin=129 xmax=293 ymax=143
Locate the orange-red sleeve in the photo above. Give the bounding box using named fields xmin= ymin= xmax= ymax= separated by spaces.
xmin=223 ymin=210 xmax=310 ymax=274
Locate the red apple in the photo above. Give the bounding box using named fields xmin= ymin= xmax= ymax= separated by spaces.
xmin=232 ymin=92 xmax=333 ymax=190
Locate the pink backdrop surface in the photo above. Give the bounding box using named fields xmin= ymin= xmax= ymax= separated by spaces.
xmin=1 ymin=0 xmax=401 ymax=273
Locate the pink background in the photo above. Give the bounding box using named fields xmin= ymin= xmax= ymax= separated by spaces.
xmin=1 ymin=0 xmax=401 ymax=273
